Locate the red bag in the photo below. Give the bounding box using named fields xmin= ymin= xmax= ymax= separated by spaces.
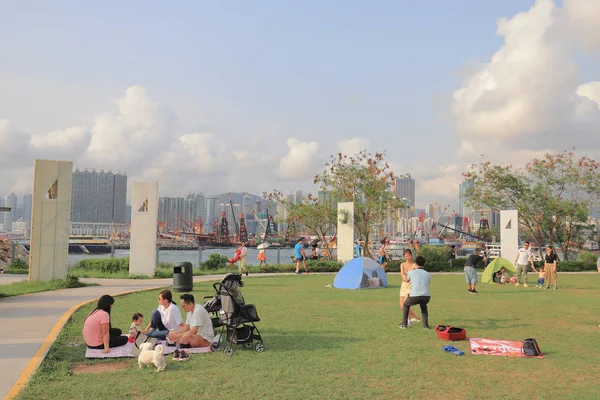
xmin=435 ymin=325 xmax=467 ymax=341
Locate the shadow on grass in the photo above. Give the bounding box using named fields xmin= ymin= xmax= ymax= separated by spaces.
xmin=458 ymin=319 xmax=532 ymax=330
xmin=248 ymin=329 xmax=363 ymax=352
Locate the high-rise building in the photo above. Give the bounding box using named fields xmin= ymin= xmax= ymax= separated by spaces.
xmin=71 ymin=169 xmax=127 ymax=223
xmin=3 ymin=193 xmax=17 ymax=231
xmin=253 ymin=200 xmax=262 ymax=216
xmin=295 ymin=189 xmax=303 ymax=205
xmin=393 ymin=174 xmax=415 ymax=218
xmin=242 ymin=195 xmax=252 ymax=217
xmin=22 ymin=193 xmax=32 ymax=227
xmin=205 ymin=197 xmax=219 ymax=228
xmin=425 ymin=201 xmax=439 ymax=220
xmin=158 ymin=197 xmax=185 ymax=230
xmin=458 ymin=180 xmax=474 ymax=219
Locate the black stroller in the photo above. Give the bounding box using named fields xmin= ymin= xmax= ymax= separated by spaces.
xmin=203 ymin=273 xmax=265 ymax=357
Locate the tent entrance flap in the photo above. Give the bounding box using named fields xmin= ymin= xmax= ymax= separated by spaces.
xmin=333 ymin=258 xmax=389 ymax=289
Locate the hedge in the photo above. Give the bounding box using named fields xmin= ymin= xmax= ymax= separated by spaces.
xmin=68 ymin=255 xmax=599 ymax=277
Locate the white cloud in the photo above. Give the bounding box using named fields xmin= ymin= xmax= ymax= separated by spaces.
xmin=452 ymin=0 xmax=600 ymax=153
xmin=337 ymin=137 xmax=370 ymax=156
xmin=278 ymin=138 xmax=319 ymax=179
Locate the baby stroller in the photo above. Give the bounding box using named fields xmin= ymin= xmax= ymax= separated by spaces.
xmin=203 ymin=273 xmax=265 ymax=357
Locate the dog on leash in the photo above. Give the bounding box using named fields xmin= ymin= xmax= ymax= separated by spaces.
xmin=138 ymin=342 xmax=166 ymax=371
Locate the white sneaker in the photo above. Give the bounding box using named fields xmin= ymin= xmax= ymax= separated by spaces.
xmin=407 ymin=320 xmax=412 ymax=327
xmin=515 ymin=283 xmax=520 ymax=287
xmin=523 ymin=283 xmax=528 ymax=288
xmin=409 ymin=317 xmax=420 ymax=323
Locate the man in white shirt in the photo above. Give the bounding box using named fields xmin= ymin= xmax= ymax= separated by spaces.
xmin=514 ymin=241 xmax=535 ymax=287
xmin=167 ymin=294 xmax=214 ymax=348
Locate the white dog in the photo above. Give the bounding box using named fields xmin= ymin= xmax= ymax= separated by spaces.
xmin=137 ymin=343 xmax=166 ymax=372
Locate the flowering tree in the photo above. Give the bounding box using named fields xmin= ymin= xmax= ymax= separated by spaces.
xmin=314 ymin=150 xmax=401 ymax=257
xmin=263 ymin=190 xmax=337 ymax=259
xmin=463 ymin=150 xmax=600 ymax=259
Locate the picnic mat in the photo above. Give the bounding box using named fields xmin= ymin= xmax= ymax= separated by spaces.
xmin=85 ymin=340 xmax=212 ymax=359
xmin=469 ymin=338 xmax=544 ymax=358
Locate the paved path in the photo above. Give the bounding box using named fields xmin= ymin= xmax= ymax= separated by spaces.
xmin=0 ymin=274 xmax=226 ymax=400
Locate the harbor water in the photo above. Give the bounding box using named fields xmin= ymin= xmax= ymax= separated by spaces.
xmin=68 ymin=247 xmax=297 ymax=267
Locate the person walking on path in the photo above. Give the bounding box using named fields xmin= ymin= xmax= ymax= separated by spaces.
xmin=464 ymin=249 xmax=486 ymax=293
xmin=294 ymin=237 xmax=309 ymax=274
xmin=399 ymin=249 xmax=420 ymax=324
xmin=514 ymin=241 xmax=534 ymax=287
xmin=257 ymin=248 xmax=267 ymax=266
xmin=378 ymin=239 xmax=390 ymax=271
xmin=399 ymin=256 xmax=431 ymax=330
xmin=238 ymin=241 xmax=248 ymax=276
xmin=544 ymin=246 xmax=558 ymax=290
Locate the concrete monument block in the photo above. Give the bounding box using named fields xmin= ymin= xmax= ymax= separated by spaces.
xmin=130 ymin=182 xmax=159 ymax=276
xmin=500 ymin=210 xmax=519 ymax=264
xmin=336 ymin=202 xmax=354 ymax=263
xmin=29 ymin=159 xmax=73 ymax=281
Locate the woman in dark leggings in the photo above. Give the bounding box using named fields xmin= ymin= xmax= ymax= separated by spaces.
xmin=82 ymin=295 xmax=128 ymax=353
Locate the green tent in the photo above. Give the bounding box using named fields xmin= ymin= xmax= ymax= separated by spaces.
xmin=481 ymin=257 xmax=517 ymax=284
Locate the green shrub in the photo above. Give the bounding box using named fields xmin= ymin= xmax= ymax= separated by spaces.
xmin=6 ymin=258 xmax=29 ymax=273
xmin=73 ymin=257 xmax=129 ymax=273
xmin=201 ymin=254 xmax=229 ymax=270
xmin=577 ymin=251 xmax=598 ymax=265
xmin=554 ymin=261 xmax=597 ymax=272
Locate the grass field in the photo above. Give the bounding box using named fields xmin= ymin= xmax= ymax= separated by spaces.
xmin=17 ymin=273 xmax=600 ymax=400
xmin=0 ymin=276 xmax=92 ymax=298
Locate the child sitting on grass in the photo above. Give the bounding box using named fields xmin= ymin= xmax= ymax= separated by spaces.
xmin=535 ymin=267 xmax=545 ymax=288
xmin=129 ymin=312 xmax=144 ymax=337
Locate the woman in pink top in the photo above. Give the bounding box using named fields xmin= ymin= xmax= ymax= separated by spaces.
xmin=82 ymin=295 xmax=128 ymax=353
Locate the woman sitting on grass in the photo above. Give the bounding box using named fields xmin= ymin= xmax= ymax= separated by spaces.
xmin=82 ymin=294 xmax=128 ymax=353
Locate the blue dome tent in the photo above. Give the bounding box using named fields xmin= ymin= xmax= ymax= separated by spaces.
xmin=333 ymin=257 xmax=388 ymax=289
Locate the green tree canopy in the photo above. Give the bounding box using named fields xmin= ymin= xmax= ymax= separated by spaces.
xmin=463 ymin=150 xmax=600 ymax=259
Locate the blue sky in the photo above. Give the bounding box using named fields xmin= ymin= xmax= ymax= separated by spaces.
xmin=1 ymin=0 xmax=599 ymax=211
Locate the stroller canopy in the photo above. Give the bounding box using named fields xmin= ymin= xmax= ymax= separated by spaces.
xmin=481 ymin=257 xmax=517 ymax=284
xmin=333 ymin=257 xmax=388 ymax=289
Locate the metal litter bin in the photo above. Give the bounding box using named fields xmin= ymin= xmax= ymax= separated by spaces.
xmin=173 ymin=262 xmax=193 ymax=292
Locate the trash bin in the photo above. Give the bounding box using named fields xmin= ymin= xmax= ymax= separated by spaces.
xmin=173 ymin=262 xmax=193 ymax=292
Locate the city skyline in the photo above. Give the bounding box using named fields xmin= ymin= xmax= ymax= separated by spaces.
xmin=1 ymin=1 xmax=599 ymax=212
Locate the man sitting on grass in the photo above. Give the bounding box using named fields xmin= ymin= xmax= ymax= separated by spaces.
xmin=167 ymin=294 xmax=214 ymax=348
xmin=399 ymin=255 xmax=431 ymax=330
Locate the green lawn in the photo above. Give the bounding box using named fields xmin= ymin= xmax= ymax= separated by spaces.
xmin=17 ymin=274 xmax=600 ymax=400
xmin=0 ymin=276 xmax=92 ymax=298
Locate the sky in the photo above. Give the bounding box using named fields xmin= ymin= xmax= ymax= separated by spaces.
xmin=1 ymin=0 xmax=599 ymax=213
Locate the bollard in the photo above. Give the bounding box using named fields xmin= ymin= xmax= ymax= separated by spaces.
xmin=198 ymin=247 xmax=203 ymax=267
xmin=110 ymin=244 xmax=115 ymax=258
xmin=277 ymin=248 xmax=280 ymax=264
xmin=11 ymin=243 xmax=16 ymax=261
xmin=156 ymin=247 xmax=160 ymax=266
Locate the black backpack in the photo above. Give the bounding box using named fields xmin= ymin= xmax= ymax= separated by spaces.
xmin=522 ymin=338 xmax=542 ymax=357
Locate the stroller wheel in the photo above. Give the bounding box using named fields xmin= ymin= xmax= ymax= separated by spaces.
xmin=244 ymin=342 xmax=253 ymax=349
xmin=224 ymin=346 xmax=234 ymax=357
xmin=255 ymin=342 xmax=265 ymax=353
xmin=210 ymin=342 xmax=220 ymax=352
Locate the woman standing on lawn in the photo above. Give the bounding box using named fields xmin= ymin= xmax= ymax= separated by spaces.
xmin=82 ymin=294 xmax=128 ymax=353
xmin=400 ymin=249 xmax=420 ymax=324
xmin=544 ymin=246 xmax=558 ymax=290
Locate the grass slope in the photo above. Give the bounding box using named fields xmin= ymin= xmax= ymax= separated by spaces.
xmin=17 ymin=274 xmax=600 ymax=400
xmin=0 ymin=276 xmax=91 ymax=298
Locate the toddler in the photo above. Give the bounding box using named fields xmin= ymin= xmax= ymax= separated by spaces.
xmin=129 ymin=312 xmax=144 ymax=337
xmin=535 ymin=268 xmax=545 ymax=288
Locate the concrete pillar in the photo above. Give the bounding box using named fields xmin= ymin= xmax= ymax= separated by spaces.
xmin=129 ymin=182 xmax=159 ymax=276
xmin=336 ymin=202 xmax=354 ymax=263
xmin=29 ymin=159 xmax=73 ymax=281
xmin=500 ymin=210 xmax=519 ymax=264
